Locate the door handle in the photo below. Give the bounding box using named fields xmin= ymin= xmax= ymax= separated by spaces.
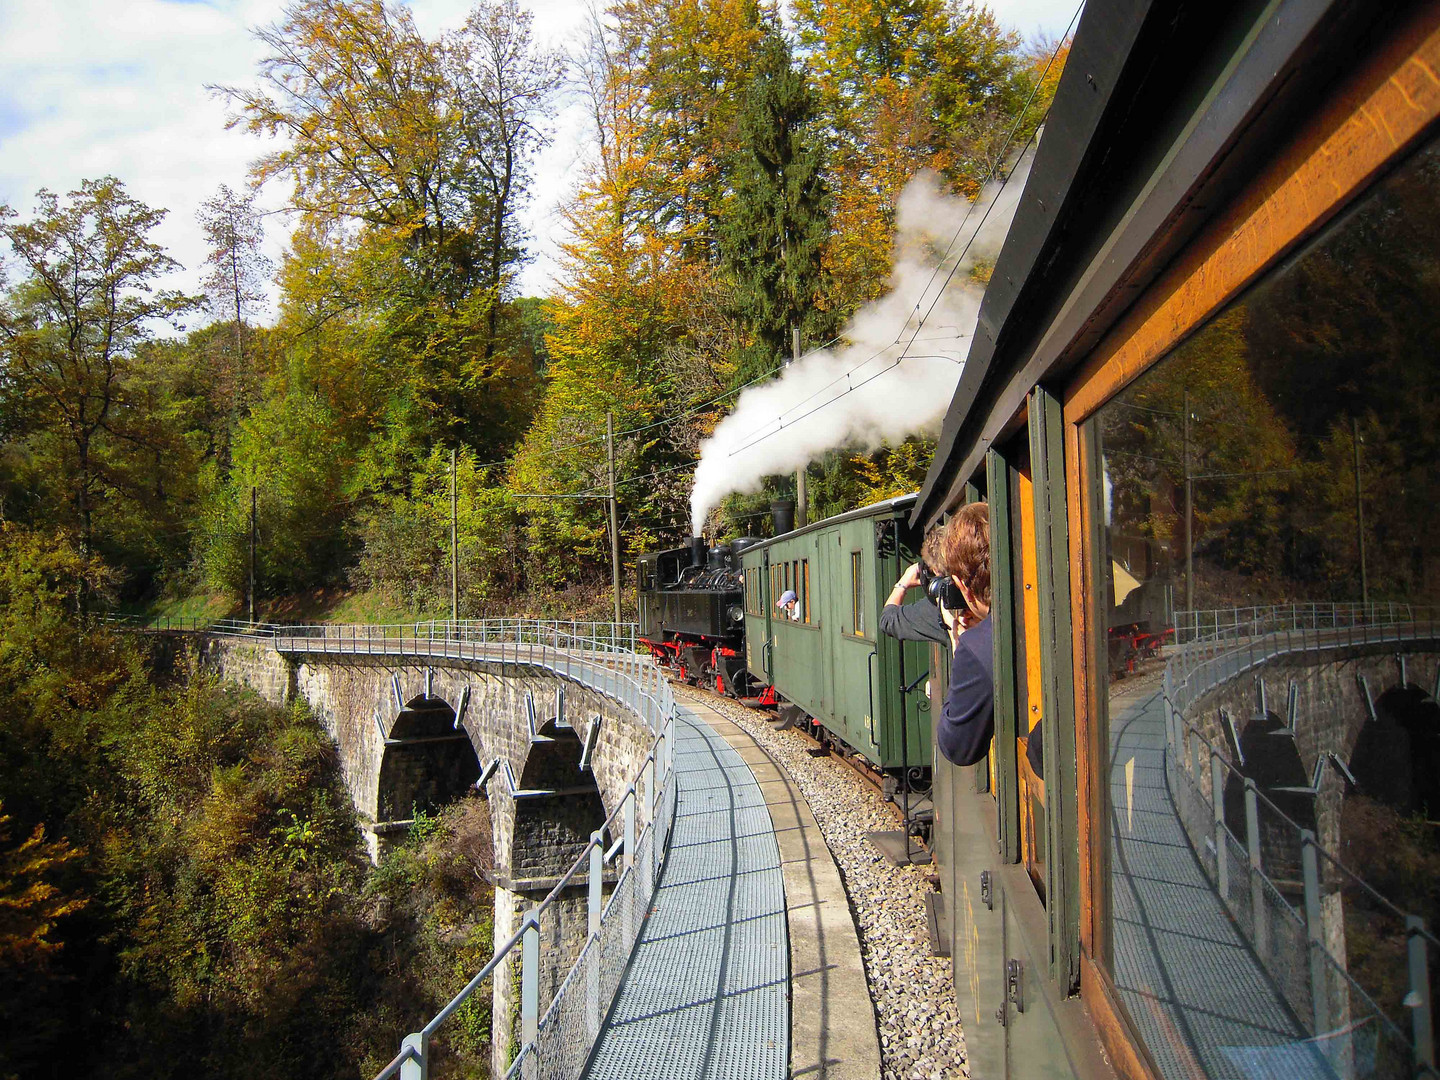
xmin=866 ymin=650 xmax=877 ymax=743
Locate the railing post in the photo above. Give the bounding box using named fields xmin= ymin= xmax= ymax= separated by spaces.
xmin=622 ymin=787 xmax=638 ymax=948
xmin=1301 ymin=831 xmax=1331 ymax=1035
xmin=1211 ymin=752 xmax=1228 ymax=902
xmin=521 ymin=907 xmax=540 ymax=1069
xmin=588 ymin=832 xmax=604 ymax=1040
xmin=400 ymin=1031 xmax=428 ymax=1080
xmin=646 ymin=755 xmax=658 ymax=884
xmin=1409 ymin=916 xmax=1436 ymax=1071
xmin=1244 ymin=780 xmax=1269 ymax=959
xmin=623 ymin=788 xmax=636 ymax=871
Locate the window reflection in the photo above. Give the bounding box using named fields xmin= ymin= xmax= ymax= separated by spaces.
xmin=1091 ymin=136 xmax=1440 ymax=1079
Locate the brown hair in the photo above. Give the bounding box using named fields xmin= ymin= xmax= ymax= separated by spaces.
xmin=921 ymin=526 xmax=947 ymax=576
xmin=943 ymin=502 xmax=990 ymax=607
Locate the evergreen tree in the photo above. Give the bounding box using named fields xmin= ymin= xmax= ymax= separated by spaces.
xmin=719 ymin=30 xmax=831 ymax=384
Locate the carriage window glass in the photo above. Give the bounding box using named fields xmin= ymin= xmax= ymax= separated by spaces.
xmin=802 ymin=559 xmax=812 ymax=624
xmin=850 ymin=551 xmax=864 ymax=635
xmin=1087 ymin=132 xmax=1440 ymax=1079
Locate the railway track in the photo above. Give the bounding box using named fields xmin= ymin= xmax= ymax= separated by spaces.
xmin=665 ymin=676 xmax=934 ymax=861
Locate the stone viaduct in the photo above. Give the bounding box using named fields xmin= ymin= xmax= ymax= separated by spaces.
xmin=177 ymin=629 xmax=658 ymax=1075
xmin=1171 ymin=628 xmax=1440 ymax=1041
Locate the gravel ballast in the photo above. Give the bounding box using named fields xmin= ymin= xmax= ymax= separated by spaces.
xmin=685 ymin=689 xmax=968 ymax=1080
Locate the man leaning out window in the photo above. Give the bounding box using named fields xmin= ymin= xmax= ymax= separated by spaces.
xmin=936 ymin=503 xmax=993 ymax=766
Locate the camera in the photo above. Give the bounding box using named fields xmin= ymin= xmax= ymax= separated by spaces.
xmin=920 ymin=564 xmax=968 ymax=613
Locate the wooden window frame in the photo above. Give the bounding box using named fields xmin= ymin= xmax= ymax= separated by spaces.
xmin=1059 ymin=14 xmax=1440 ymax=1080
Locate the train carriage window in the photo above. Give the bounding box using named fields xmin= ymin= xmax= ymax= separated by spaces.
xmin=1012 ymin=463 xmax=1047 ymax=903
xmin=802 ymin=559 xmax=811 ymax=624
xmin=850 ymin=551 xmax=864 ymax=635
xmin=1081 ymin=132 xmax=1440 ymax=1079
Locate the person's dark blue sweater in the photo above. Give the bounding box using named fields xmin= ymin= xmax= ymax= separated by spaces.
xmin=938 ymin=615 xmax=994 ymax=766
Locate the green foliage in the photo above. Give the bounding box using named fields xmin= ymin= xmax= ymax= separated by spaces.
xmin=0 ymin=178 xmax=200 ymax=598
xmin=363 ymin=797 xmax=496 ymax=1074
xmin=719 ymin=28 xmax=834 ymax=382
xmin=356 ymin=446 xmax=524 ymax=611
xmin=0 ymin=523 xmax=499 ymax=1077
xmin=199 ymin=386 xmax=357 ymax=596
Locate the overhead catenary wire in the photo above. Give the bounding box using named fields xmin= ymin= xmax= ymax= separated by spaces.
xmin=466 ymin=331 xmax=847 ymax=475
xmin=724 ymin=1 xmax=1085 ymax=462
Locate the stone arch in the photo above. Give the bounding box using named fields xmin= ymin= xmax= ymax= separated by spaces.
xmin=1222 ymin=710 xmax=1317 ymax=883
xmin=377 ymin=691 xmax=482 ymax=823
xmin=507 ymin=715 xmax=608 ymax=882
xmin=1350 ymin=684 xmax=1440 ymax=817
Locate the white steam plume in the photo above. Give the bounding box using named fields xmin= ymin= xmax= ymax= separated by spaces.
xmin=689 ymin=153 xmax=1033 ymax=532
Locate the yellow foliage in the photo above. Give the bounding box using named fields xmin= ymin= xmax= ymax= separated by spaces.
xmin=0 ymin=807 xmax=84 ymax=965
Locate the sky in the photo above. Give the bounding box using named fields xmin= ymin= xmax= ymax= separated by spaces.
xmin=0 ymin=0 xmax=1078 ymax=322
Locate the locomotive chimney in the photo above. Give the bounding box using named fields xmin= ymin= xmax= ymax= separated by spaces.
xmin=688 ymin=536 xmax=706 ymax=567
xmin=770 ymin=499 xmax=795 ymax=537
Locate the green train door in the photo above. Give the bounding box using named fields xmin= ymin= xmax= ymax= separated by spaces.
xmin=944 ymin=402 xmax=1095 ymax=1080
xmin=832 ymin=516 xmax=880 ymax=760
xmin=761 ymin=549 xmax=773 ymax=685
xmin=873 ymin=513 xmax=933 ymax=772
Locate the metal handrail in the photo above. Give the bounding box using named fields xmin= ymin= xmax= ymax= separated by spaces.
xmin=1172 ymin=601 xmax=1439 ymax=646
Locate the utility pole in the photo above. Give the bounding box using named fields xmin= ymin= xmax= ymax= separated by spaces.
xmin=1353 ymin=416 xmax=1368 ymax=607
xmin=792 ymin=327 xmax=808 ymax=529
xmin=450 ymin=448 xmax=459 ymax=623
xmin=607 ymin=412 xmax=622 ymax=625
xmin=1183 ymin=391 xmax=1193 ymax=615
xmin=248 ymin=485 xmax=257 ymax=624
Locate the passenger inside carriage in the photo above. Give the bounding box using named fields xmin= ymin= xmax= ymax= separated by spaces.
xmin=775 ymin=588 xmax=801 ymax=621
xmin=937 ymin=502 xmax=996 ymax=766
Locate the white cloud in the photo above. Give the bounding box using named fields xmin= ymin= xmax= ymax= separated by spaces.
xmin=0 ymin=0 xmax=1078 ymax=323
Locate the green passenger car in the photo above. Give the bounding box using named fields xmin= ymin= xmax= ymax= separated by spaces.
xmin=739 ymin=495 xmax=933 ymax=773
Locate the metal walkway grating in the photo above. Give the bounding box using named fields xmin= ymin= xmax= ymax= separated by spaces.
xmin=582 ymin=705 xmax=788 ymax=1080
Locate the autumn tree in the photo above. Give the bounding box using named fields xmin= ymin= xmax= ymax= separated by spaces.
xmin=609 ymin=0 xmax=773 ymax=246
xmin=197 ymin=184 xmax=272 ymax=375
xmin=221 ymin=0 xmax=555 ymax=464
xmin=0 ymin=805 xmax=85 ymax=1078
xmin=0 ymin=178 xmax=194 ymax=559
xmin=794 ymin=0 xmax=1042 ymax=308
xmin=448 ymin=0 xmax=563 ymax=355
xmin=220 ymin=0 xmax=454 ymax=246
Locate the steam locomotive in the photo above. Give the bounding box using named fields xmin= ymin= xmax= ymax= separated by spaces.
xmin=636 ymin=529 xmax=765 ymax=698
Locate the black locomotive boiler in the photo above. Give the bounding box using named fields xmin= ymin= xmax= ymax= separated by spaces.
xmin=636 ymin=533 xmax=761 ymax=696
